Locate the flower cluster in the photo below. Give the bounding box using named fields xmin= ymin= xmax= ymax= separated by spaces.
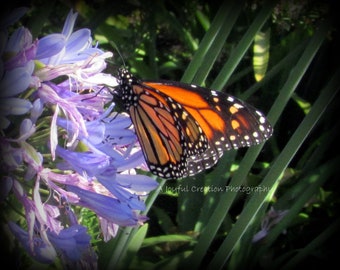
xmin=0 ymin=8 xmax=158 ymax=267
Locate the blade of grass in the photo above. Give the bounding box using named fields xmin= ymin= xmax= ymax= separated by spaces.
xmin=191 ymin=2 xmax=245 ymax=85
xmin=105 ymin=225 xmax=136 ymax=270
xmin=177 ymin=176 xmax=206 ymax=232
xmin=143 ymin=178 xmax=167 ymax=215
xmin=207 ymin=67 xmax=339 ymax=269
xmin=142 ymin=234 xmax=196 ymax=248
xmin=181 ymin=0 xmax=242 ymax=83
xmin=253 ymin=28 xmax=271 ymax=82
xmin=117 ymin=224 xmax=149 ymax=269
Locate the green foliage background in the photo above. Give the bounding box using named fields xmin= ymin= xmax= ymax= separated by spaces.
xmin=3 ymin=0 xmax=339 ymax=269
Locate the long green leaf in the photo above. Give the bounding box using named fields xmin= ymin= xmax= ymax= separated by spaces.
xmin=253 ymin=29 xmax=271 ymax=82
xmin=118 ymin=224 xmax=149 ymax=269
xmin=142 ymin=234 xmax=195 ymax=247
xmin=181 ymin=0 xmax=243 ymax=83
xmin=191 ymin=2 xmax=245 ymax=85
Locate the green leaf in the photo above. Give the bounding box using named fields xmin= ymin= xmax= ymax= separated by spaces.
xmin=142 ymin=234 xmax=196 ymax=247
xmin=253 ymin=29 xmax=270 ymax=81
xmin=119 ymin=224 xmax=149 ymax=269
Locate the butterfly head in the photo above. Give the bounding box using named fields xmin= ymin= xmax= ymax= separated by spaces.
xmin=117 ymin=68 xmax=133 ymax=85
xmin=112 ymin=68 xmax=138 ymax=111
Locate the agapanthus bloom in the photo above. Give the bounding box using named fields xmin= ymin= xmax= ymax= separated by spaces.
xmin=252 ymin=207 xmax=289 ymax=243
xmin=0 ymin=8 xmax=158 ymax=267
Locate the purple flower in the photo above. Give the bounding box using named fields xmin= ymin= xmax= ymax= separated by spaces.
xmin=48 ymin=225 xmax=94 ymax=262
xmin=4 ymin=27 xmax=37 ymax=70
xmin=0 ymin=26 xmax=36 ymax=94
xmin=36 ymin=10 xmax=98 ymax=65
xmin=252 ymin=207 xmax=288 ymax=243
xmin=99 ymin=217 xmax=120 ymax=241
xmin=8 ymin=222 xmax=96 ymax=267
xmin=0 ymin=27 xmax=35 ymax=129
xmin=1 ymin=8 xmax=158 ymax=268
xmin=8 ymin=222 xmax=57 ymax=264
xmin=0 ymin=176 xmax=13 ymax=202
xmin=67 ymin=185 xmax=145 ymax=226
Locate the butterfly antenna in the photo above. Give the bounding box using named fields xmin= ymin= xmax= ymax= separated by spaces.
xmin=109 ymin=41 xmax=126 ymax=68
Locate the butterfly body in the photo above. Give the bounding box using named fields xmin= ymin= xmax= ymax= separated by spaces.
xmin=114 ymin=68 xmax=272 ymax=179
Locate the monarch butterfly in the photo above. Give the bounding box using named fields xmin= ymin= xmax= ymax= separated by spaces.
xmin=113 ymin=68 xmax=273 ymax=180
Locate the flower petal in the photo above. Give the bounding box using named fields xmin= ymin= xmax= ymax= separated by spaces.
xmin=17 ymin=118 xmax=36 ymax=141
xmin=0 ymin=63 xmax=33 ymax=97
xmin=48 ymin=225 xmax=92 ymax=261
xmin=8 ymin=222 xmax=57 ymax=264
xmin=0 ymin=176 xmax=13 ymax=202
xmin=36 ymin=33 xmax=65 ymax=60
xmin=61 ymin=10 xmax=78 ymax=39
xmin=0 ymin=97 xmax=32 ymax=115
xmin=66 ymin=29 xmax=91 ymax=54
xmin=30 ymin=98 xmax=44 ymax=123
xmin=116 ymin=174 xmax=158 ymax=192
xmin=6 ymin=26 xmax=32 ymax=53
xmin=67 ymin=185 xmax=140 ymax=226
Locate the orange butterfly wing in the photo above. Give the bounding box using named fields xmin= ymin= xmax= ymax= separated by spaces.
xmin=127 ymin=83 xmax=206 ymax=179
xmin=115 ymin=68 xmax=273 ymax=179
xmin=144 ymin=82 xmax=272 ymax=178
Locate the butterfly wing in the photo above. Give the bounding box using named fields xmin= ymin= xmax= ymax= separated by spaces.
xmin=127 ymin=82 xmax=208 ymax=179
xmin=116 ymin=68 xmax=272 ymax=179
xmin=143 ymin=81 xmax=273 ymax=177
